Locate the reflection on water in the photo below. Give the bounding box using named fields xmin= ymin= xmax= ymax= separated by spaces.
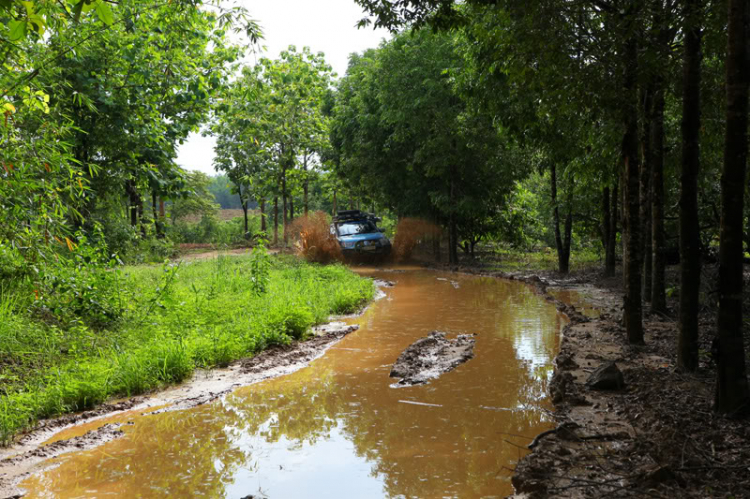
xmin=21 ymin=270 xmax=562 ymax=498
xmin=550 ymin=289 xmax=602 ymax=319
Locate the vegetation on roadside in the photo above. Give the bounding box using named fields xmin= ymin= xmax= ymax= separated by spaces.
xmin=483 ymin=247 xmax=602 ymax=274
xmin=0 ymin=252 xmax=374 ymax=444
xmin=1 ymin=0 xmax=749 ymax=444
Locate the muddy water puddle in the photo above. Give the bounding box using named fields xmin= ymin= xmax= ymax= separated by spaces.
xmin=550 ymin=288 xmax=602 ymax=318
xmin=20 ymin=269 xmax=563 ymax=498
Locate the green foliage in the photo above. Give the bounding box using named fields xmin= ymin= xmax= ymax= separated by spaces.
xmin=330 ymin=29 xmax=522 ymax=252
xmin=208 ymin=175 xmax=246 ymax=210
xmin=170 ymin=172 xmax=220 ymax=224
xmin=210 ymin=46 xmax=334 ymax=228
xmin=32 ymin=242 xmax=124 ymax=329
xmin=488 ymin=246 xmax=602 ymax=273
xmin=170 ymin=214 xmax=258 ymax=247
xmin=0 ymin=255 xmax=374 ymax=444
xmin=0 ymin=0 xmax=258 ymax=275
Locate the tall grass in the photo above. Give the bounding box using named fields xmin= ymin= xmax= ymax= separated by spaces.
xmin=0 ymin=254 xmax=374 ymax=444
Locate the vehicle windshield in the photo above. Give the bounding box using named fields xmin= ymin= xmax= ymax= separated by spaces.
xmin=336 ymin=221 xmax=378 ymax=236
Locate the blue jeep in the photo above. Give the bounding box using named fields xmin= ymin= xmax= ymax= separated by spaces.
xmin=332 ymin=210 xmax=392 ymax=257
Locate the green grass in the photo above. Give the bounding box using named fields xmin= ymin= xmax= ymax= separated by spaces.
xmin=0 ymin=254 xmax=374 ymax=444
xmin=485 ymin=246 xmax=603 ymax=273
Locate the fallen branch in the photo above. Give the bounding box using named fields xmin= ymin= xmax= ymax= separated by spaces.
xmin=528 ymin=428 xmax=557 ymax=449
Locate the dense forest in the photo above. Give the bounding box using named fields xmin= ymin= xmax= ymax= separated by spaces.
xmin=338 ymin=0 xmax=748 ymax=415
xmin=1 ymin=0 xmax=749 ymax=476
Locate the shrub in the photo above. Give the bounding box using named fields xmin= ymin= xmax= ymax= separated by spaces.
xmin=32 ymin=234 xmax=125 ymax=329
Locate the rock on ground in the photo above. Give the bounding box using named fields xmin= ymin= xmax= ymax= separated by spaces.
xmin=585 ymin=361 xmax=625 ymax=390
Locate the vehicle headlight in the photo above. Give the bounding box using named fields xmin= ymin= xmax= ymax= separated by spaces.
xmin=341 ymin=241 xmax=356 ymax=249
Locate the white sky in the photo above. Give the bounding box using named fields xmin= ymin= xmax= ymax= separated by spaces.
xmin=175 ymin=0 xmax=390 ymax=175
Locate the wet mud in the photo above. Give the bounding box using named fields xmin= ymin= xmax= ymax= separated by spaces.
xmin=390 ymin=331 xmax=476 ymax=386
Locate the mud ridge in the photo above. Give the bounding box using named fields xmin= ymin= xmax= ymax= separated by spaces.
xmin=390 ymin=331 xmax=476 ymax=386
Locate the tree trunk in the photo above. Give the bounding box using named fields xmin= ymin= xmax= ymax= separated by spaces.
xmin=651 ymin=80 xmax=668 ymax=313
xmin=260 ymin=198 xmax=266 ymax=232
xmin=564 ymin=174 xmax=574 ymax=268
xmin=302 ymin=151 xmax=310 ymax=217
xmin=564 ymin=202 xmax=572 ymax=269
xmin=449 ymin=218 xmax=458 ymax=264
xmin=622 ymin=28 xmax=644 ymax=345
xmin=641 ymin=86 xmax=654 ymax=302
xmin=602 ymin=186 xmax=611 ymax=253
xmin=273 ymin=196 xmax=279 ymax=246
xmin=137 ymin=197 xmax=145 ymax=236
xmin=290 ymin=197 xmax=294 ymax=222
xmin=239 ymin=190 xmax=248 ymax=234
xmin=678 ymin=0 xmax=703 ymax=372
xmin=715 ymin=0 xmax=750 ymax=415
xmin=126 ymin=180 xmax=139 ymax=227
xmin=551 ymin=163 xmax=569 ymax=274
xmin=152 ymin=191 xmax=159 ymax=236
xmin=605 ymin=180 xmax=618 ymax=277
xmin=550 ymin=163 xmax=572 ymax=274
xmin=282 ymin=171 xmax=288 ymax=245
xmin=449 ymin=171 xmax=458 ymax=264
xmin=303 ymin=152 xmax=309 ymax=216
xmin=332 ymin=190 xmax=337 ymax=216
xmin=433 ymin=213 xmax=441 ymax=262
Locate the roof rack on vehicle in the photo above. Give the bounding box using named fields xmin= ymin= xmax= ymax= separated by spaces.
xmin=333 ymin=210 xmax=381 ymax=224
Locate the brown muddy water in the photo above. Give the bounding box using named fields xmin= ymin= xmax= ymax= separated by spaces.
xmin=19 ymin=268 xmax=563 ymax=498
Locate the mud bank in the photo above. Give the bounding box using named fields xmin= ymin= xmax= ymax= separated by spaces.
xmin=429 ymin=263 xmax=750 ymax=498
xmin=390 ymin=331 xmax=476 ymax=386
xmin=0 ymin=322 xmax=360 ymax=498
xmin=510 ymin=292 xmax=750 ymax=498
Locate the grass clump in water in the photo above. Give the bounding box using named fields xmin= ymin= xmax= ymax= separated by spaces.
xmin=0 ymin=253 xmax=374 ymax=444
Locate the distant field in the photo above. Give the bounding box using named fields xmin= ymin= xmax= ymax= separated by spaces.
xmin=178 ymin=209 xmax=256 ymax=223
xmin=217 ymin=209 xmax=247 ymax=220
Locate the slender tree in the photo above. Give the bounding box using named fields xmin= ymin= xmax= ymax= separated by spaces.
xmin=678 ymin=0 xmax=703 ymax=372
xmin=715 ymin=0 xmax=750 ymax=414
xmin=650 ymin=79 xmax=668 ymax=312
xmin=621 ymin=9 xmax=644 ymax=345
xmin=648 ymin=0 xmax=674 ymax=314
xmin=640 ymin=86 xmax=654 ymax=301
xmin=605 ymin=179 xmax=618 ymax=277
